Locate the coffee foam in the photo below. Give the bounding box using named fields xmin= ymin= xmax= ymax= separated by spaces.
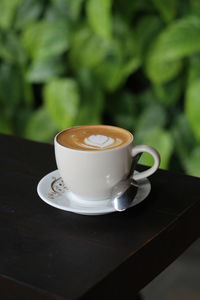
xmin=85 ymin=135 xmax=114 ymax=148
xmin=57 ymin=125 xmax=132 ymax=151
xmin=80 ymin=134 xmax=123 ymax=150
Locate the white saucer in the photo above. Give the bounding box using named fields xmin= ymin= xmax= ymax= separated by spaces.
xmin=37 ymin=170 xmax=151 ymax=216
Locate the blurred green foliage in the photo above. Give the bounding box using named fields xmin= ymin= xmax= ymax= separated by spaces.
xmin=1 ymin=0 xmax=200 ymax=176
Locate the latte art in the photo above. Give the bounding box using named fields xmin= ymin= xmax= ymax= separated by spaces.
xmin=57 ymin=125 xmax=133 ymax=151
xmin=84 ymin=135 xmax=115 ymax=149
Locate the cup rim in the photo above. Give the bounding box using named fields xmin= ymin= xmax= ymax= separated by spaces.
xmin=54 ymin=125 xmax=134 ymax=153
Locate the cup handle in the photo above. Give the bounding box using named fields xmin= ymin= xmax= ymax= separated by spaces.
xmin=131 ymin=145 xmax=160 ymax=181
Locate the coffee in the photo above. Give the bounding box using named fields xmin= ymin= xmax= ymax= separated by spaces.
xmin=57 ymin=125 xmax=133 ymax=151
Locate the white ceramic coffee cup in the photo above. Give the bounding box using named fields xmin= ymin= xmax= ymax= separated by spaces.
xmin=54 ymin=126 xmax=160 ymax=201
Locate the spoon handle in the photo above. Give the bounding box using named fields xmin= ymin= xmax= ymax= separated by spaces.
xmin=113 ymin=180 xmax=138 ymax=211
xmin=128 ymin=153 xmax=142 ymax=178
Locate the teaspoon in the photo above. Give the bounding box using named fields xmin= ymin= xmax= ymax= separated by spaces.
xmin=112 ymin=177 xmax=138 ymax=211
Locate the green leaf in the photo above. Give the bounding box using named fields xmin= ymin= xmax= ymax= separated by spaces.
xmin=0 ymin=32 xmax=27 ymax=65
xmin=0 ymin=113 xmax=12 ymax=135
xmin=152 ymin=0 xmax=177 ymax=23
xmin=94 ymin=18 xmax=141 ymax=91
xmin=94 ymin=39 xmax=124 ymax=91
xmin=136 ymin=103 xmax=167 ymax=135
xmin=185 ymin=79 xmax=200 ymax=141
xmin=123 ymin=57 xmax=141 ymax=79
xmin=146 ymin=16 xmax=200 ymax=83
xmin=26 ymin=57 xmax=64 ymax=83
xmin=70 ymin=22 xmax=140 ymax=90
xmin=115 ymin=0 xmax=153 ymax=21
xmin=21 ymin=20 xmax=71 ymax=60
xmin=13 ymin=107 xmax=32 ymax=136
xmin=187 ymin=55 xmax=200 ymax=84
xmin=135 ymin=15 xmax=163 ymax=56
xmin=0 ymin=0 xmax=22 ymax=30
xmin=185 ymin=55 xmax=200 ymax=140
xmin=15 ymin=0 xmax=42 ymax=29
xmin=0 ymin=63 xmax=23 ymax=109
xmin=153 ymin=76 xmax=183 ymax=105
xmin=137 ymin=128 xmax=173 ymax=169
xmin=189 ymin=0 xmax=200 ymax=17
xmin=86 ymin=0 xmax=112 ymax=39
xmin=75 ymin=69 xmax=104 ymax=125
xmin=24 ymin=107 xmax=58 ymax=142
xmin=172 ymin=114 xmax=196 ymax=160
xmin=178 ymin=0 xmax=189 ymax=16
xmin=183 ymin=145 xmax=200 ymax=177
xmin=133 ymin=0 xmax=157 ymax=13
xmin=43 ymin=78 xmax=80 ymax=129
xmin=75 ymin=89 xmax=104 ymax=125
xmin=110 ymin=91 xmax=138 ymax=130
xmin=64 ymin=0 xmax=84 ymax=21
xmin=120 ymin=30 xmax=141 ymax=78
xmin=149 ymin=16 xmax=200 ymax=60
xmin=146 ymin=59 xmax=182 ymax=84
xmin=137 ymin=89 xmax=158 ymax=108
xmin=113 ymin=15 xmax=141 ymax=75
xmin=48 ymin=0 xmax=84 ymax=22
xmin=70 ymin=26 xmax=108 ymax=69
xmin=21 ymin=22 xmax=40 ymax=58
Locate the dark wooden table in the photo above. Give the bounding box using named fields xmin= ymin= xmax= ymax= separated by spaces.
xmin=0 ymin=133 xmax=200 ymax=300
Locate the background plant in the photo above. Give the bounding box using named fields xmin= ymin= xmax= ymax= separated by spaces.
xmin=0 ymin=0 xmax=200 ymax=176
